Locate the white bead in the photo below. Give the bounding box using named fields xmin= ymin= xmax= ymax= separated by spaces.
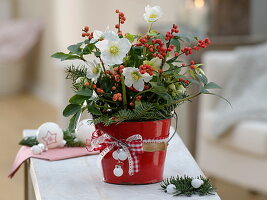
xmin=191 ymin=178 xmax=204 ymax=188
xmin=31 ymin=145 xmax=42 ymax=155
xmin=37 ymin=143 xmax=45 ymax=151
xmin=113 ymin=165 xmax=123 ymax=177
xmin=118 ymin=149 xmax=128 ymax=161
xmin=112 ymin=150 xmax=119 ymax=160
xmin=166 ymin=184 xmax=176 ymax=194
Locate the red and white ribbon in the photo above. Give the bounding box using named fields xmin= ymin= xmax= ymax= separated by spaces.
xmin=90 ymin=129 xmax=143 ymax=175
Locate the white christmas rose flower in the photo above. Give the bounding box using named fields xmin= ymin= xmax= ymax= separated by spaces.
xmin=122 ymin=67 xmax=152 ymax=91
xmin=90 ymin=28 xmax=119 ymax=43
xmin=95 ymin=38 xmax=131 ymax=66
xmin=143 ymin=57 xmax=170 ymax=71
xmin=143 ymin=5 xmax=163 ymax=23
xmin=86 ymin=60 xmax=102 ymax=83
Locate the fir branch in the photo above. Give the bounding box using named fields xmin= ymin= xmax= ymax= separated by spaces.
xmin=65 ymin=64 xmax=87 ymax=83
xmin=161 ymin=175 xmax=216 ymax=197
xmin=19 ymin=136 xmax=38 ymax=147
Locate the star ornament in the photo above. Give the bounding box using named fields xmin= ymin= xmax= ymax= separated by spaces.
xmin=42 ymin=131 xmax=58 ymax=146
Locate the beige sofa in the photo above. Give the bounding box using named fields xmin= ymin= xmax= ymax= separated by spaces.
xmin=196 ymin=50 xmax=267 ymax=194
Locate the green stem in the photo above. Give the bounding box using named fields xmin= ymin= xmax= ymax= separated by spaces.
xmin=164 ymin=92 xmax=201 ymax=107
xmin=133 ymin=88 xmax=152 ymax=100
xmin=95 ymin=105 xmax=118 ymax=110
xmin=120 ymin=75 xmax=127 ymax=108
xmin=98 ymin=98 xmax=118 ymax=104
xmin=147 ymin=22 xmax=153 ymax=34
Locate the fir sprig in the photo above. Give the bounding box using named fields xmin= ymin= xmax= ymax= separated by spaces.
xmin=65 ymin=64 xmax=87 ymax=83
xmin=19 ymin=130 xmax=85 ymax=147
xmin=161 ymin=175 xmax=216 ymax=196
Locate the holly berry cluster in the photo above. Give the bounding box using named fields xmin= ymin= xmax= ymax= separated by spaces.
xmin=181 ymin=38 xmax=211 ymax=56
xmin=115 ymin=9 xmax=126 ymax=36
xmin=81 ymin=26 xmax=93 ymax=39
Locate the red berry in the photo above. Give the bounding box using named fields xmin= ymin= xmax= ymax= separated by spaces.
xmin=85 ymin=82 xmax=90 ymax=86
xmin=83 ymin=26 xmax=89 ymax=32
xmin=184 ymin=80 xmax=190 ymax=84
xmin=115 ymin=24 xmax=119 ymax=29
xmin=112 ymin=86 xmax=116 ymax=90
xmin=158 ymin=69 xmax=163 ymax=73
xmin=174 ymin=52 xmax=179 ymax=57
xmin=178 ymin=78 xmax=183 ymax=82
xmin=144 ymin=85 xmax=150 ymax=90
xmin=129 ymin=102 xmax=134 ymax=106
xmin=149 ymin=48 xmax=154 ymax=52
xmin=92 ymin=84 xmax=96 ymax=89
xmin=190 ymin=65 xmax=196 ymax=69
xmin=190 ymin=60 xmax=195 ymax=65
xmin=115 ymin=9 xmax=120 ymax=13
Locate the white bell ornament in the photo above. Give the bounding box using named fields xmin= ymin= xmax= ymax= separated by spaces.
xmin=118 ymin=149 xmax=128 ymax=161
xmin=113 ymin=165 xmax=123 ymax=177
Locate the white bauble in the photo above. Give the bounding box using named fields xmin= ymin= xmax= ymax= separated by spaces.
xmin=118 ymin=149 xmax=128 ymax=161
xmin=166 ymin=184 xmax=176 ymax=194
xmin=191 ymin=179 xmax=204 ymax=189
xmin=37 ymin=122 xmax=65 ymax=149
xmin=75 ymin=119 xmax=95 ymax=145
xmin=112 ymin=150 xmax=119 ymax=160
xmin=113 ymin=165 xmax=123 ymax=177
xmin=31 ymin=145 xmax=42 ymax=155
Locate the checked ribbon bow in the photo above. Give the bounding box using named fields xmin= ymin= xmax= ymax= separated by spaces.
xmin=90 ymin=129 xmax=144 ymax=175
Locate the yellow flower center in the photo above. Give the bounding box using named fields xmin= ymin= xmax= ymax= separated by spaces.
xmin=149 ymin=13 xmax=158 ymax=19
xmin=109 ymin=45 xmax=120 ymax=55
xmin=92 ymin=66 xmax=99 ymax=74
xmin=131 ymin=72 xmax=142 ymax=81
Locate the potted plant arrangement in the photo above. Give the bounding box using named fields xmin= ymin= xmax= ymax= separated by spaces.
xmin=52 ymin=5 xmax=219 ymax=184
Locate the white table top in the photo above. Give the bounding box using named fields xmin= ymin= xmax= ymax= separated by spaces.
xmin=27 ymin=128 xmax=221 ymax=200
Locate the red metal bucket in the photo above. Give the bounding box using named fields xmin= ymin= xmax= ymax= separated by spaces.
xmin=95 ymin=118 xmax=171 ymax=184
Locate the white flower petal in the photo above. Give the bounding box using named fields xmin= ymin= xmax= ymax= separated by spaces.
xmin=95 ymin=40 xmax=109 ymax=51
xmin=142 ymin=73 xmax=153 ymax=82
xmin=133 ymin=80 xmax=145 ymax=91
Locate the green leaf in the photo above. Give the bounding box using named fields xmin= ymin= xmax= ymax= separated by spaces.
xmin=88 ymin=103 xmax=102 ymax=116
xmin=147 ymin=30 xmax=159 ymax=36
xmin=166 ymin=56 xmax=178 ymax=64
xmin=189 ymin=69 xmax=196 ymax=79
xmin=68 ymin=110 xmax=82 ymax=132
xmin=204 ymin=82 xmax=222 ymax=89
xmin=51 ymin=52 xmax=81 ymax=61
xmin=83 ymin=43 xmax=94 ymax=54
xmin=170 ymin=38 xmax=181 ymax=52
xmin=125 ymin=33 xmax=139 ymax=43
xmin=94 ymin=51 xmax=101 ymax=57
xmin=76 ymin=88 xmax=93 ymax=97
xmin=196 ymin=74 xmax=208 ymax=85
xmin=63 ymin=104 xmax=81 ymax=117
xmin=67 ymin=42 xmax=83 ymax=54
xmin=151 ymin=86 xmax=172 ymax=101
xmin=69 ymin=95 xmax=88 ymax=105
xmin=204 ymin=92 xmax=232 ymax=107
